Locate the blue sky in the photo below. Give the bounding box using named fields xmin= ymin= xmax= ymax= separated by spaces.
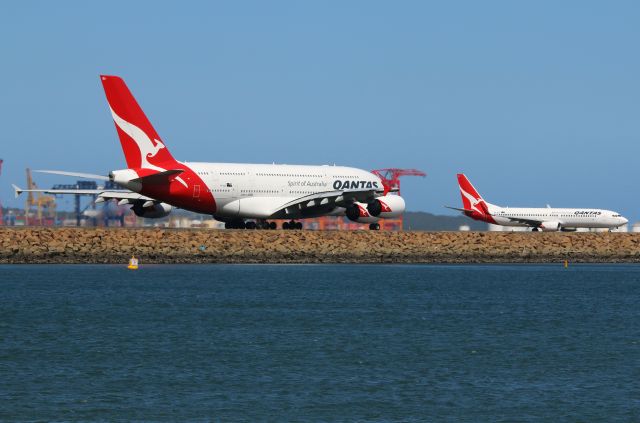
xmin=1 ymin=1 xmax=639 ymax=219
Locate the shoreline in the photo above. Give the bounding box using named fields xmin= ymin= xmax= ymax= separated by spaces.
xmin=1 ymin=227 xmax=639 ymax=264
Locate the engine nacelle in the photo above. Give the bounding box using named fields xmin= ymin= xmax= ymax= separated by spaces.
xmin=345 ymin=203 xmax=379 ymax=223
xmin=366 ymin=195 xmax=406 ymax=218
xmin=540 ymin=221 xmax=561 ymax=232
xmin=132 ymin=202 xmax=173 ymax=219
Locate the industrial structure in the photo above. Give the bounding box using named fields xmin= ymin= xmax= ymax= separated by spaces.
xmin=371 ymin=168 xmax=426 ymax=195
xmin=24 ymin=168 xmax=57 ymax=226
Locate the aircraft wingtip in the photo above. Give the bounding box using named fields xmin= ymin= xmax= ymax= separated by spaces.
xmin=12 ymin=184 xmax=22 ymax=198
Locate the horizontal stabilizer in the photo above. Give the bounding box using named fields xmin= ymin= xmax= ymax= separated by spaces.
xmin=444 ymin=206 xmax=475 ymax=214
xmin=34 ymin=169 xmax=110 ymax=181
xmin=130 ymin=169 xmax=184 ymax=185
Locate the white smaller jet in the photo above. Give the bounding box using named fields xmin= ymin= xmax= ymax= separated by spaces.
xmin=447 ymin=174 xmax=628 ymax=231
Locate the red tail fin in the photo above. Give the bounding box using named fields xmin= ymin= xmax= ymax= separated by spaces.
xmin=457 ymin=174 xmax=488 ymax=214
xmin=100 ymin=75 xmax=177 ymax=169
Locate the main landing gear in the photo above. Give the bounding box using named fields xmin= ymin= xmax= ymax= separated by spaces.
xmin=224 ymin=219 xmax=278 ymax=230
xmin=283 ymin=220 xmax=303 ymax=230
xmin=224 ymin=219 xmax=246 ymax=229
xmin=257 ymin=219 xmax=277 ymax=230
xmin=369 ymin=223 xmax=380 ymax=230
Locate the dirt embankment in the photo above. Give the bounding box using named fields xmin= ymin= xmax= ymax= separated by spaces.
xmin=1 ymin=227 xmax=639 ymax=264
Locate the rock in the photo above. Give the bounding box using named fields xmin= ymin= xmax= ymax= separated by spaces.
xmin=0 ymin=228 xmax=639 ymax=264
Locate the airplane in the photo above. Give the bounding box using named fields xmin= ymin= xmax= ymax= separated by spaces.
xmin=446 ymin=173 xmax=628 ymax=231
xmin=13 ymin=75 xmax=406 ymax=230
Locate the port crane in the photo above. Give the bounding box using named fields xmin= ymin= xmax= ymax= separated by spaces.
xmin=370 ymin=168 xmax=426 ymax=195
xmin=25 ymin=168 xmax=57 ymax=225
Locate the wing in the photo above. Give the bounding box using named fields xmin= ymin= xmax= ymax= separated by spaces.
xmin=502 ymin=216 xmax=543 ymax=227
xmin=34 ymin=170 xmax=110 ymax=181
xmin=271 ymin=189 xmax=380 ymax=218
xmin=13 ymin=184 xmax=156 ymax=205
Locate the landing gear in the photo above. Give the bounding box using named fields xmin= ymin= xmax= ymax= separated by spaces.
xmin=255 ymin=220 xmax=277 ymax=230
xmin=225 ymin=219 xmax=295 ymax=230
xmin=225 ymin=219 xmax=279 ymax=230
xmin=532 ymin=227 xmax=540 ymax=232
xmin=283 ymin=221 xmax=302 ymax=230
xmin=225 ymin=219 xmax=246 ymax=229
xmin=369 ymin=223 xmax=380 ymax=231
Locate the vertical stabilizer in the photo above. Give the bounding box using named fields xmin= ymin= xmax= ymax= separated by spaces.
xmin=457 ymin=174 xmax=490 ymax=215
xmin=100 ymin=75 xmax=178 ymax=170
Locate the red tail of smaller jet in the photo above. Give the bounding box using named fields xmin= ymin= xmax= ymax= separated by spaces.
xmin=457 ymin=174 xmax=490 ymax=215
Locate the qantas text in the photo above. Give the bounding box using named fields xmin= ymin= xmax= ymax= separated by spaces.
xmin=333 ymin=180 xmax=379 ymax=190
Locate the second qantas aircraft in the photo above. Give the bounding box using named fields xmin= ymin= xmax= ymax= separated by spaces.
xmin=15 ymin=75 xmax=405 ymax=229
xmin=448 ymin=174 xmax=627 ymax=231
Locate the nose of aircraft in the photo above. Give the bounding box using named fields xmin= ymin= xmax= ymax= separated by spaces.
xmin=621 ymin=217 xmax=629 ymax=225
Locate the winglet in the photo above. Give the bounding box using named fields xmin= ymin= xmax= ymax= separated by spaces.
xmin=12 ymin=184 xmax=22 ymax=198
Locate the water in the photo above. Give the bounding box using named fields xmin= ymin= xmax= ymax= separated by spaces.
xmin=1 ymin=264 xmax=639 ymax=421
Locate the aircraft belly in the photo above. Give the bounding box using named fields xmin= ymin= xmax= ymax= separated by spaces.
xmin=237 ymin=197 xmax=283 ymax=219
xmin=495 ymin=216 xmax=518 ymax=226
xmin=216 ymin=198 xmax=240 ymax=217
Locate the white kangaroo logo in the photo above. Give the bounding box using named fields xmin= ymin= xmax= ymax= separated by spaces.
xmin=111 ymin=108 xmax=187 ymax=188
xmin=460 ymin=187 xmax=484 ymax=214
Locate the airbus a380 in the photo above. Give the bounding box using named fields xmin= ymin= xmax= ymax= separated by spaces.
xmin=13 ymin=75 xmax=405 ymax=230
xmin=447 ymin=174 xmax=627 ymax=231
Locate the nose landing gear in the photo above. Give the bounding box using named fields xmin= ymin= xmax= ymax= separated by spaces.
xmin=369 ymin=223 xmax=380 ymax=230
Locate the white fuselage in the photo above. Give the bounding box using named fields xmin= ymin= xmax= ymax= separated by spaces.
xmin=186 ymin=162 xmax=383 ymax=220
xmin=486 ymin=203 xmax=628 ymax=230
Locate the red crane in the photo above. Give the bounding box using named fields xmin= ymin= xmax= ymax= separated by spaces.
xmin=371 ymin=168 xmax=426 ymax=195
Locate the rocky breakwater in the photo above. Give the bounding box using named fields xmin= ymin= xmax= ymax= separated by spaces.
xmin=1 ymin=227 xmax=639 ymax=264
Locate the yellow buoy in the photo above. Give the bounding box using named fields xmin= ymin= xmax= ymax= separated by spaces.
xmin=564 ymin=259 xmax=568 ymax=268
xmin=128 ymin=255 xmax=139 ymax=270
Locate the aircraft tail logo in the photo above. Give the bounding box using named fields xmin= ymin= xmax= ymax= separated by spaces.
xmin=100 ymin=75 xmax=177 ymax=170
xmin=457 ymin=173 xmax=489 ymax=215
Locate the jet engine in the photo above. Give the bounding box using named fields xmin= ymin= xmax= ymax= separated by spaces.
xmin=366 ymin=195 xmax=406 ymax=218
xmin=132 ymin=202 xmax=173 ymax=219
xmin=540 ymin=221 xmax=561 ymax=232
xmin=345 ymin=203 xmax=379 ymax=223
xmin=560 ymin=227 xmax=577 ymax=232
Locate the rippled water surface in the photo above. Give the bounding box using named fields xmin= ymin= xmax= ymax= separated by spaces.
xmin=1 ymin=264 xmax=639 ymax=421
